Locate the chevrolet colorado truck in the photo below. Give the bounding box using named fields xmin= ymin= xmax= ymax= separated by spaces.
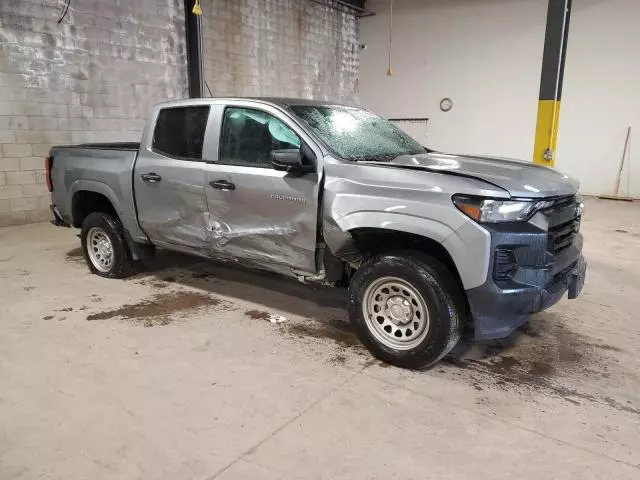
xmin=48 ymin=98 xmax=586 ymax=368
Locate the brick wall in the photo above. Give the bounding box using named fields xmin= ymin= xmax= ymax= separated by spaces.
xmin=0 ymin=0 xmax=361 ymax=227
xmin=0 ymin=0 xmax=187 ymax=226
xmin=202 ymin=0 xmax=359 ymax=103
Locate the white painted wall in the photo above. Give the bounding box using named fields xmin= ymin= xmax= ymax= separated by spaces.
xmin=359 ymin=0 xmax=640 ymax=197
xmin=557 ymin=0 xmax=639 ymax=197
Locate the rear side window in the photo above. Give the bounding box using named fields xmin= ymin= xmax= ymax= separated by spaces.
xmin=152 ymin=106 xmax=210 ymax=160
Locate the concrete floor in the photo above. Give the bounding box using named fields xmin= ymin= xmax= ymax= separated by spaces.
xmin=0 ymin=198 xmax=638 ymax=479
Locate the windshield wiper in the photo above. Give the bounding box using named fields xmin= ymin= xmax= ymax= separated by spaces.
xmin=351 ymin=154 xmax=399 ymax=162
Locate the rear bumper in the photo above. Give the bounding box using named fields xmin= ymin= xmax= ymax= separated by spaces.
xmin=466 ymin=223 xmax=586 ymax=340
xmin=50 ymin=204 xmax=70 ymax=227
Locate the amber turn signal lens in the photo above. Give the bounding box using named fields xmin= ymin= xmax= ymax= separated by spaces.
xmin=457 ymin=203 xmax=481 ymax=221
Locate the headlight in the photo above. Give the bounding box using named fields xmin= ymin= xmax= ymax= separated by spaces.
xmin=452 ymin=195 xmax=544 ymax=223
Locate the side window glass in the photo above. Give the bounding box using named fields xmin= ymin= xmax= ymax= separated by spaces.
xmin=152 ymin=106 xmax=210 ymax=160
xmin=219 ymin=107 xmax=301 ymax=168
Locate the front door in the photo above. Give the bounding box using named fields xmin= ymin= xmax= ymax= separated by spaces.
xmin=204 ymin=105 xmax=320 ymax=272
xmin=134 ymin=105 xmax=211 ymax=249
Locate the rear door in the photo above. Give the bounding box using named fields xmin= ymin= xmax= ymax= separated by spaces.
xmin=134 ymin=104 xmax=212 ymax=249
xmin=203 ymin=102 xmax=322 ymax=272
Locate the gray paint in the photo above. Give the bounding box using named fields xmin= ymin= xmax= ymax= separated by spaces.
xmin=384 ymin=152 xmax=580 ymax=198
xmin=49 ymin=97 xmax=582 ymax=291
xmin=132 ymin=98 xmax=327 ymax=273
xmin=320 ymin=157 xmax=504 ymax=288
xmin=48 ymin=146 xmax=146 ymax=242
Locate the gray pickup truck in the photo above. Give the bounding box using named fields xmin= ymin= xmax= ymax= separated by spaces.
xmin=48 ymin=97 xmax=586 ymax=368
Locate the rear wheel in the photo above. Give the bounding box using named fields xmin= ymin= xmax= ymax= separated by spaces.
xmin=348 ymin=251 xmax=464 ymax=369
xmin=81 ymin=212 xmax=133 ymax=278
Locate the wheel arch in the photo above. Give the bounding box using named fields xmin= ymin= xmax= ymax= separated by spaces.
xmin=71 ymin=190 xmax=119 ymax=228
xmin=70 ymin=185 xmax=154 ymax=261
xmin=324 ymin=209 xmax=490 ymax=291
xmin=324 ymin=210 xmax=461 ymax=284
xmin=347 ymin=227 xmax=464 ymax=291
xmin=68 ymin=180 xmax=123 ymax=228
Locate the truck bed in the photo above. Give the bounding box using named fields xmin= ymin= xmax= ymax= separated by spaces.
xmin=49 ymin=144 xmax=144 ymax=242
xmin=59 ymin=142 xmax=141 ymax=151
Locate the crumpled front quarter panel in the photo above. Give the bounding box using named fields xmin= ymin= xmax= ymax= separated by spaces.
xmin=322 ymin=158 xmax=505 ymax=289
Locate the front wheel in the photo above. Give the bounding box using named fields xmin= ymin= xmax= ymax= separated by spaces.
xmin=348 ymin=251 xmax=465 ymax=369
xmin=81 ymin=212 xmax=133 ymax=278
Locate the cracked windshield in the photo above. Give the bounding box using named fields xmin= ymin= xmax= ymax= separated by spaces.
xmin=290 ymin=105 xmax=425 ymax=160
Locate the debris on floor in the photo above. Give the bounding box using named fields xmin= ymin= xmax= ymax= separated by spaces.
xmin=245 ymin=309 xmax=287 ymax=323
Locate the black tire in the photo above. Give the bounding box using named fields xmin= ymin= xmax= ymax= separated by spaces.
xmin=348 ymin=250 xmax=465 ymax=369
xmin=80 ymin=212 xmax=133 ymax=278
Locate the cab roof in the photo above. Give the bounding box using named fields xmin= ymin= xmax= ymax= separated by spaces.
xmin=155 ymin=97 xmax=353 ymax=109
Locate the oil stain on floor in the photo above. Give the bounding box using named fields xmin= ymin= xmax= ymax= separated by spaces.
xmin=71 ymin=248 xmax=636 ymax=415
xmin=136 ymin=279 xmax=172 ymax=289
xmin=87 ymin=291 xmax=229 ymax=327
xmin=244 ymin=310 xmax=271 ymax=321
xmin=244 ymin=309 xmax=360 ymax=348
xmin=285 ymin=319 xmax=361 ymax=349
xmin=442 ymin=313 xmax=639 ymax=415
xmin=244 ymin=309 xmax=366 ymax=362
xmin=242 ymin=307 xmax=638 ymax=415
xmin=65 ymin=247 xmax=85 ymax=265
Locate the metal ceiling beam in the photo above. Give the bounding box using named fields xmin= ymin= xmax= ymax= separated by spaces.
xmin=306 ymin=0 xmax=375 ymax=17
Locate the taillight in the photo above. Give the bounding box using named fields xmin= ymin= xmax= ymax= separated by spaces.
xmin=45 ymin=156 xmax=53 ymax=192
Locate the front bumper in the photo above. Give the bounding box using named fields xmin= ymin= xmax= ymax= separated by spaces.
xmin=466 ymin=222 xmax=586 ymax=340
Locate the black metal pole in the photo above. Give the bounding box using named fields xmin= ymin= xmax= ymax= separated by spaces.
xmin=184 ymin=0 xmax=204 ymax=98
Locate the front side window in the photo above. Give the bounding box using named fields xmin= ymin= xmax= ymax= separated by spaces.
xmin=219 ymin=107 xmax=301 ymax=168
xmin=289 ymin=105 xmax=425 ymax=161
xmin=152 ymin=106 xmax=210 ymax=160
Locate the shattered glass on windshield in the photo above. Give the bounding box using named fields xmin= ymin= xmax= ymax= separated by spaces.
xmin=290 ymin=105 xmax=425 ymax=160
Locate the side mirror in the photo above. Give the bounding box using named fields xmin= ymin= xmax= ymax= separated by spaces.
xmin=271 ymin=148 xmax=315 ymax=174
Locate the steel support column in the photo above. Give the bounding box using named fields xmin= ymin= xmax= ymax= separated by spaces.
xmin=533 ymin=0 xmax=572 ymax=166
xmin=184 ymin=0 xmax=204 ymax=98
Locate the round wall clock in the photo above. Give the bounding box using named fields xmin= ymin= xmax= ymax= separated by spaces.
xmin=440 ymin=98 xmax=453 ymax=112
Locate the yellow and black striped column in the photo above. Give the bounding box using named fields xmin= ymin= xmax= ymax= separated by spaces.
xmin=533 ymin=0 xmax=572 ymax=166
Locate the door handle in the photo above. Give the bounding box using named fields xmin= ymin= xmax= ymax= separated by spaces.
xmin=141 ymin=173 xmax=162 ymax=183
xmin=209 ymin=180 xmax=235 ymax=191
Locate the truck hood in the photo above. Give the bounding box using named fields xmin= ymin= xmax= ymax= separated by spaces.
xmin=383 ymin=152 xmax=579 ymax=198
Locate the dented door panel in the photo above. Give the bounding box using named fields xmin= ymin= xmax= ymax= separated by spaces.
xmin=202 ymin=101 xmax=322 ymax=272
xmin=203 ymin=164 xmax=319 ymax=272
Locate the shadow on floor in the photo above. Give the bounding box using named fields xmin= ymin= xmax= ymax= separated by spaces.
xmin=133 ymin=249 xmax=348 ymax=319
xmin=68 ymin=246 xmax=531 ymax=355
xmin=68 ymin=246 xmax=569 ymax=370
